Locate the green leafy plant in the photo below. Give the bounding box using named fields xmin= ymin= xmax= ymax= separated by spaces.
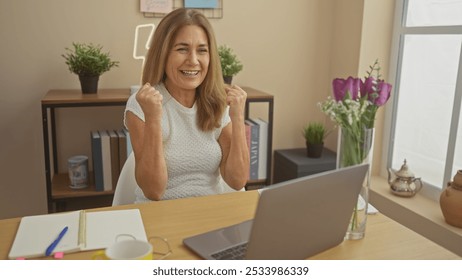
xmin=218 ymin=45 xmax=243 ymax=77
xmin=62 ymin=42 xmax=119 ymax=77
xmin=303 ymin=122 xmax=330 ymax=144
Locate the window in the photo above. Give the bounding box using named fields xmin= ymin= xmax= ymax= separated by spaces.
xmin=388 ymin=0 xmax=462 ymax=200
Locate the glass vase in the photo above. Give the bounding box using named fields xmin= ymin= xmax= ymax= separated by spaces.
xmin=337 ymin=127 xmax=374 ymax=240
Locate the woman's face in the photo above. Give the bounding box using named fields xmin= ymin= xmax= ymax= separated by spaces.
xmin=165 ymin=25 xmax=210 ymax=94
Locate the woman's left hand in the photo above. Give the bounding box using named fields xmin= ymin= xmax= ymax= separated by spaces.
xmin=225 ymin=85 xmax=247 ymax=121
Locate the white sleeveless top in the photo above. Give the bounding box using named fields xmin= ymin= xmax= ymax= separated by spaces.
xmin=124 ymin=83 xmax=232 ymax=202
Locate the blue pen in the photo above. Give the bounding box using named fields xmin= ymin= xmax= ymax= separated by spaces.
xmin=45 ymin=226 xmax=68 ymax=256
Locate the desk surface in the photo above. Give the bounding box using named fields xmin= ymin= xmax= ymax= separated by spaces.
xmin=0 ymin=191 xmax=459 ymax=260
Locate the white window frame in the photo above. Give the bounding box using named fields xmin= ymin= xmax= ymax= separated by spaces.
xmin=384 ymin=0 xmax=462 ymax=202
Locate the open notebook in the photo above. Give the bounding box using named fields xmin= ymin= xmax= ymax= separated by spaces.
xmin=8 ymin=209 xmax=147 ymax=259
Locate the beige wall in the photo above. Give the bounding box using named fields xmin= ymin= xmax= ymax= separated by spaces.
xmin=359 ymin=0 xmax=395 ymax=176
xmin=0 ymin=0 xmax=395 ymax=219
xmin=328 ymin=0 xmax=396 ymax=176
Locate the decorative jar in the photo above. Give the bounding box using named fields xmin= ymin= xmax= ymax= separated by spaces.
xmin=440 ymin=170 xmax=462 ymax=228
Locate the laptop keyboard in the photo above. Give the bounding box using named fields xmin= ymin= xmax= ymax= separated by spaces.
xmin=210 ymin=243 xmax=248 ymax=260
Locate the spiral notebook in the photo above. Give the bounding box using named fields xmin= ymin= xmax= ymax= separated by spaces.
xmin=8 ymin=209 xmax=147 ymax=259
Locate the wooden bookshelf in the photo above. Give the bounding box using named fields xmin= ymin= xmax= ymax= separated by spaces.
xmin=41 ymin=87 xmax=273 ymax=212
xmin=41 ymin=89 xmax=129 ymax=212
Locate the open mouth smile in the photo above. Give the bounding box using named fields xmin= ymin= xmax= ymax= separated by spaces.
xmin=180 ymin=70 xmax=199 ymax=76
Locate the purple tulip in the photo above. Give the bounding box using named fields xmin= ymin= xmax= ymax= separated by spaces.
xmin=332 ymin=77 xmax=361 ymax=101
xmin=360 ymin=77 xmax=375 ymax=96
xmin=375 ymin=81 xmax=392 ymax=106
xmin=360 ymin=77 xmax=392 ymax=106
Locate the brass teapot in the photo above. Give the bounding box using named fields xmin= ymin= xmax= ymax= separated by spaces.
xmin=388 ymin=159 xmax=423 ymax=197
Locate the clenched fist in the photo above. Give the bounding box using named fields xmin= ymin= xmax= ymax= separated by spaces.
xmin=136 ymin=83 xmax=163 ymax=123
xmin=225 ymin=85 xmax=247 ymax=121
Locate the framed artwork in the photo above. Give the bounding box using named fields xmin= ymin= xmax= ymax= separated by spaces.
xmin=140 ymin=0 xmax=173 ymax=14
xmin=184 ymin=0 xmax=218 ymax=9
xmin=141 ymin=0 xmax=222 ymax=18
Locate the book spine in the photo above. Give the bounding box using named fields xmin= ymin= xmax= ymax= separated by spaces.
xmin=108 ymin=130 xmax=120 ymax=190
xmin=253 ymin=118 xmax=268 ymax=180
xmin=245 ymin=122 xmax=251 ymax=150
xmin=91 ymin=131 xmax=104 ymax=191
xmin=246 ymin=119 xmax=259 ymax=180
xmin=123 ymin=128 xmax=133 ymax=156
xmin=116 ymin=129 xmax=127 ymax=172
xmin=99 ymin=130 xmax=113 ymax=191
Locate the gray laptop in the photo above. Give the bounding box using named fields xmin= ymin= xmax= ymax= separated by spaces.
xmin=183 ymin=164 xmax=369 ymax=260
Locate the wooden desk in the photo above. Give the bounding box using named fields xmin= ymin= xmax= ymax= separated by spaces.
xmin=0 ymin=191 xmax=459 ymax=260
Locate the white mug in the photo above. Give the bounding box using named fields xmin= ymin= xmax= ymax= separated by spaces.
xmin=92 ymin=234 xmax=171 ymax=260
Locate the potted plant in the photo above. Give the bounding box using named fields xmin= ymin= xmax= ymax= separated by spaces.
xmin=302 ymin=122 xmax=330 ymax=158
xmin=62 ymin=42 xmax=119 ymax=93
xmin=218 ymin=45 xmax=243 ymax=84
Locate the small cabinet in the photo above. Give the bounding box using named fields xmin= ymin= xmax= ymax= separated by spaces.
xmin=273 ymin=148 xmax=336 ymax=184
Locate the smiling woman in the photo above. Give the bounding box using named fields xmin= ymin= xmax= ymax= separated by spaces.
xmin=123 ymin=8 xmax=250 ymax=203
xmin=164 ymin=25 xmax=210 ymax=107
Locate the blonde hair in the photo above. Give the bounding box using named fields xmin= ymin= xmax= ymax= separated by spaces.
xmin=142 ymin=8 xmax=226 ymax=131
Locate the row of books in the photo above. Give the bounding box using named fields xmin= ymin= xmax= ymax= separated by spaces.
xmin=90 ymin=129 xmax=132 ymax=192
xmin=89 ymin=119 xmax=268 ymax=190
xmin=245 ymin=118 xmax=269 ymax=181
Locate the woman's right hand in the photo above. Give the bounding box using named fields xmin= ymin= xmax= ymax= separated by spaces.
xmin=136 ymin=83 xmax=163 ymax=122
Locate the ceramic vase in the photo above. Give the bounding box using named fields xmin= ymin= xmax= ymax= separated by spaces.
xmin=306 ymin=142 xmax=324 ymax=158
xmin=79 ymin=75 xmax=99 ymax=94
xmin=223 ymin=76 xmax=233 ymax=84
xmin=440 ymin=170 xmax=462 ymax=228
